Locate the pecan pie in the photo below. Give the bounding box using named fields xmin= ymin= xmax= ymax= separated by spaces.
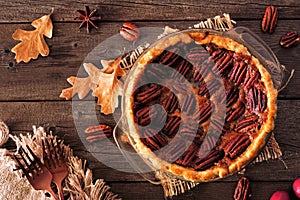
xmin=123 ymin=30 xmax=277 ymax=182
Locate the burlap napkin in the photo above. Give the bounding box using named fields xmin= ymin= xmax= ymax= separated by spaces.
xmin=0 ymin=126 xmax=121 ymax=200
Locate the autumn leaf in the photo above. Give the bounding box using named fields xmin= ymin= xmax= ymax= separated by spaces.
xmin=60 ymin=57 xmax=126 ymax=115
xmin=93 ymin=57 xmax=125 ymax=114
xmin=11 ymin=9 xmax=54 ymax=63
xmin=60 ymin=76 xmax=92 ymax=100
xmin=60 ymin=63 xmax=100 ymax=100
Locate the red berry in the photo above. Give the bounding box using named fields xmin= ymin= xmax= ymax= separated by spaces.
xmin=293 ymin=178 xmax=300 ymax=198
xmin=270 ymin=190 xmax=290 ymax=200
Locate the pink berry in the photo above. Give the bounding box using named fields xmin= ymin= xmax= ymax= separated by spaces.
xmin=270 ymin=190 xmax=290 ymax=200
xmin=293 ymin=178 xmax=300 ymax=198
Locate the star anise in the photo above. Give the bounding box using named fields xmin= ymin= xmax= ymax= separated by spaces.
xmin=75 ymin=5 xmax=101 ymax=33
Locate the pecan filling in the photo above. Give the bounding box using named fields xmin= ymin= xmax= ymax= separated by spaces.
xmin=131 ymin=38 xmax=270 ymax=172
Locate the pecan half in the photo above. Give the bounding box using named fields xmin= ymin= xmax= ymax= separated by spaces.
xmin=171 ymin=82 xmax=190 ymax=94
xmin=236 ymin=114 xmax=260 ymax=132
xmin=181 ymin=93 xmax=197 ymax=114
xmin=210 ymin=48 xmax=226 ymax=61
xmin=135 ymin=84 xmax=161 ymax=104
xmin=181 ymin=143 xmax=199 ymax=167
xmin=261 ymin=5 xmax=278 ymax=33
xmin=194 ymin=149 xmax=224 ymax=171
xmin=120 ymin=22 xmax=140 ymax=41
xmin=145 ymin=64 xmax=167 ymax=81
xmin=135 ymin=105 xmax=166 ymax=126
xmin=230 ymin=61 xmax=247 ymax=86
xmin=172 ymin=59 xmax=192 ymax=80
xmin=159 ymin=48 xmax=181 ymax=67
xmin=187 ymin=47 xmax=208 ymax=64
xmin=141 ymin=130 xmax=168 ymax=151
xmin=158 ymin=139 xmax=187 ymax=162
xmin=135 ymin=106 xmax=149 ymax=125
xmin=280 ymin=31 xmax=300 ymax=48
xmin=247 ymin=87 xmax=267 ymax=112
xmin=162 ymin=92 xmax=179 ymax=113
xmin=193 ymin=68 xmax=204 ymax=83
xmin=212 ymin=50 xmax=234 ymax=76
xmin=234 ymin=177 xmax=251 ymax=200
xmin=207 ymin=79 xmax=221 ymax=95
xmin=85 ymin=124 xmax=112 ymax=143
xmin=193 ymin=101 xmax=212 ymax=124
xmin=198 ymin=82 xmax=209 ymax=97
xmin=200 ymin=135 xmax=218 ymax=153
xmin=224 ymin=134 xmax=251 ymax=159
xmin=211 ymin=116 xmax=229 ymax=133
xmin=226 ymin=103 xmax=245 ymax=122
xmin=179 ymin=123 xmax=203 ymax=144
xmin=163 ymin=116 xmax=181 ymax=137
xmin=226 ymin=86 xmax=239 ymax=107
xmin=244 ymin=66 xmax=260 ymax=88
xmin=198 ymin=79 xmax=220 ymax=98
xmin=193 ymin=59 xmax=212 ymax=83
xmin=135 ymin=106 xmax=151 ymax=126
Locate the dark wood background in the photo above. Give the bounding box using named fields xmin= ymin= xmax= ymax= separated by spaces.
xmin=1 ymin=0 xmax=299 ymax=199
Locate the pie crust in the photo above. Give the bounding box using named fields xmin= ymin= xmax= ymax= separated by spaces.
xmin=123 ymin=30 xmax=278 ymax=182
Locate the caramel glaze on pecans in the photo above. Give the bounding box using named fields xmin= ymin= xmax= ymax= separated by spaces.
xmin=132 ymin=40 xmax=269 ymax=172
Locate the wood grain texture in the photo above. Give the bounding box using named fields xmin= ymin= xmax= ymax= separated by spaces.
xmin=0 ymin=100 xmax=299 ymax=131
xmin=0 ymin=20 xmax=299 ymax=101
xmin=2 ymin=100 xmax=300 ymax=182
xmin=0 ymin=0 xmax=299 ymax=199
xmin=0 ymin=0 xmax=299 ymax=22
xmin=110 ymin=181 xmax=300 ymax=200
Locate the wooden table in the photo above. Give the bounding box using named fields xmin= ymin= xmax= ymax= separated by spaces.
xmin=1 ymin=1 xmax=299 ymax=199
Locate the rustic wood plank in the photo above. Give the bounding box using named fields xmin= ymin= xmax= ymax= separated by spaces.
xmin=110 ymin=181 xmax=299 ymax=200
xmin=2 ymin=100 xmax=300 ymax=182
xmin=0 ymin=0 xmax=299 ymax=22
xmin=0 ymin=20 xmax=299 ymax=101
xmin=1 ymin=100 xmax=299 ymax=132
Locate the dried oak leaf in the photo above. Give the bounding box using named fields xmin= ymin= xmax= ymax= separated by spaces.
xmin=60 ymin=75 xmax=96 ymax=100
xmin=93 ymin=57 xmax=126 ymax=114
xmin=60 ymin=57 xmax=126 ymax=115
xmin=11 ymin=9 xmax=54 ymax=63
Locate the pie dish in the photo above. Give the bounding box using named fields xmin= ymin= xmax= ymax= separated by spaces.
xmin=122 ymin=28 xmax=278 ymax=182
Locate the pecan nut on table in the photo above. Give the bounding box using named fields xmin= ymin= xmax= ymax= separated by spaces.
xmin=234 ymin=177 xmax=251 ymax=200
xmin=280 ymin=31 xmax=300 ymax=48
xmin=85 ymin=124 xmax=113 ymax=143
xmin=120 ymin=22 xmax=140 ymax=42
xmin=261 ymin=5 xmax=278 ymax=33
